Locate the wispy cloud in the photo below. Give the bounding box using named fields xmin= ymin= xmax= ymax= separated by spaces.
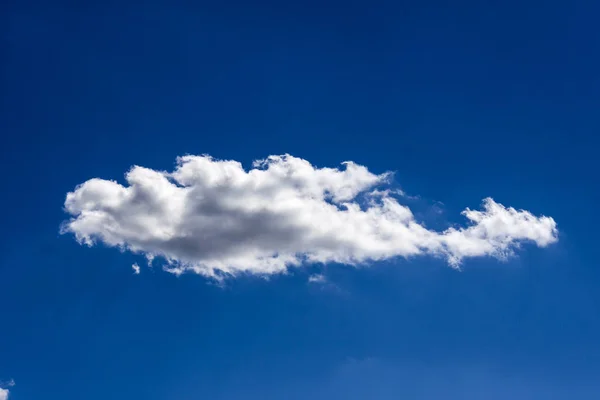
xmin=308 ymin=274 xmax=327 ymax=283
xmin=132 ymin=263 xmax=141 ymax=275
xmin=61 ymin=154 xmax=558 ymax=277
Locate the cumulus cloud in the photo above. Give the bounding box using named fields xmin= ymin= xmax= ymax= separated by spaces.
xmin=0 ymin=381 xmax=13 ymax=400
xmin=61 ymin=154 xmax=558 ymax=277
xmin=0 ymin=379 xmax=15 ymax=400
xmin=132 ymin=263 xmax=141 ymax=274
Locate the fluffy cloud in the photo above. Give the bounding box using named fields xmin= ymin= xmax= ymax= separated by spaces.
xmin=132 ymin=263 xmax=141 ymax=274
xmin=61 ymin=154 xmax=558 ymax=277
xmin=0 ymin=379 xmax=14 ymax=400
xmin=0 ymin=386 xmax=10 ymax=400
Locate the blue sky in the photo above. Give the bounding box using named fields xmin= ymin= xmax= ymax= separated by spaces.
xmin=1 ymin=1 xmax=599 ymax=399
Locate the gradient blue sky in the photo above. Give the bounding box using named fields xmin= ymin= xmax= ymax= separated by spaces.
xmin=1 ymin=1 xmax=599 ymax=399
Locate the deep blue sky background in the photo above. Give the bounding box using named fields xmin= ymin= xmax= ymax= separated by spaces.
xmin=1 ymin=1 xmax=599 ymax=399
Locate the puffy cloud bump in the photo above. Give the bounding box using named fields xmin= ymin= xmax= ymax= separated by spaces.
xmin=62 ymin=154 xmax=558 ymax=277
xmin=0 ymin=379 xmax=14 ymax=400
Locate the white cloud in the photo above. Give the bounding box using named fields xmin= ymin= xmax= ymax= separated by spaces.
xmin=61 ymin=154 xmax=558 ymax=277
xmin=0 ymin=378 xmax=15 ymax=400
xmin=0 ymin=383 xmax=11 ymax=400
xmin=309 ymin=274 xmax=327 ymax=283
xmin=131 ymin=263 xmax=141 ymax=274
